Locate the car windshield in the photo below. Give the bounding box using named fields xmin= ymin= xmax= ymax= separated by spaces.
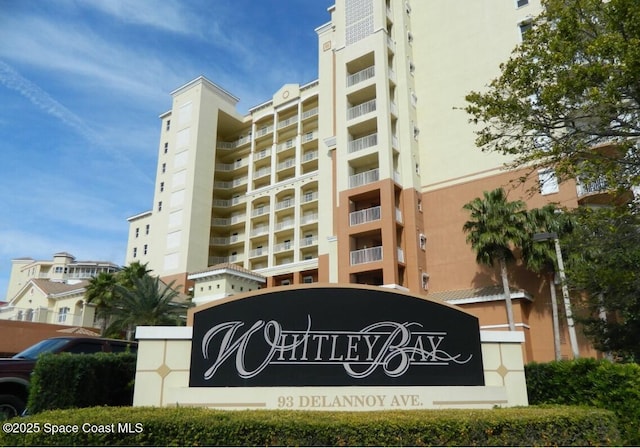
xmin=12 ymin=338 xmax=72 ymax=360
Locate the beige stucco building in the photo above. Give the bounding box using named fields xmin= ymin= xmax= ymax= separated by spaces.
xmin=1 ymin=252 xmax=119 ymax=327
xmin=126 ymin=0 xmax=614 ymax=362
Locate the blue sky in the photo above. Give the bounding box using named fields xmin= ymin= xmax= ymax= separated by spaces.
xmin=0 ymin=0 xmax=333 ymax=300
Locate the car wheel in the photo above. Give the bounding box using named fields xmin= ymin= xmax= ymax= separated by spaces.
xmin=0 ymin=394 xmax=25 ymax=419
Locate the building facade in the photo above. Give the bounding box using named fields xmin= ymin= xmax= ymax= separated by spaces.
xmin=127 ymin=0 xmax=609 ymax=362
xmin=1 ymin=252 xmax=119 ymax=326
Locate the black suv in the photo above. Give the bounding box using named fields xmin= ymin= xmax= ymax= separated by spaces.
xmin=0 ymin=337 xmax=137 ymax=418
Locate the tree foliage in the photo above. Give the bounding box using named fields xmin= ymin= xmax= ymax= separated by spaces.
xmin=463 ymin=188 xmax=530 ymax=330
xmin=562 ymin=206 xmax=640 ymax=361
xmin=465 ymin=0 xmax=640 ymax=189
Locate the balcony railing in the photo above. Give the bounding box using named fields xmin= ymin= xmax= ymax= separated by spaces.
xmin=350 ymin=246 xmax=383 ymax=265
xmin=302 ymin=150 xmax=318 ymax=163
xmin=217 ymin=135 xmax=251 ymax=150
xmin=347 ymin=66 xmax=375 ymax=87
xmin=274 ymin=241 xmax=294 ymax=253
xmin=395 ymin=207 xmax=403 ymax=223
xmin=277 ymin=158 xmax=296 ymax=171
xmin=213 ymin=176 xmax=248 ymax=189
xmin=347 ymin=99 xmax=376 ymax=120
xmin=253 ymin=167 xmax=271 ymax=179
xmin=301 ymin=213 xmax=318 ymax=224
xmin=300 ymin=236 xmax=318 ymax=247
xmin=277 ymin=116 xmax=298 ymax=129
xmin=302 ymin=107 xmax=319 ymax=120
xmin=249 ymin=247 xmax=268 ymax=258
xmin=254 ymin=148 xmax=271 ymax=161
xmin=397 ymin=247 xmax=405 ymax=263
xmin=212 ymin=215 xmax=246 ymax=226
xmin=302 ymin=130 xmax=318 ymax=143
xmin=251 ymin=226 xmax=269 ymax=237
xmin=348 ymin=133 xmax=377 ymax=153
xmin=577 ymin=177 xmax=609 ymax=197
xmin=349 ymin=168 xmax=379 ymax=188
xmin=210 ymin=254 xmax=239 ymax=264
xmin=277 ymin=138 xmax=296 ymax=152
xmin=255 ymin=124 xmax=274 ymax=138
xmin=275 ymin=219 xmax=294 ymax=231
xmin=349 ymin=206 xmax=381 ymax=226
xmin=216 ymin=159 xmax=247 ymax=171
xmin=251 ymin=206 xmax=270 ymax=217
xmin=275 ymin=198 xmax=294 ymax=210
xmin=302 ymin=192 xmax=318 ymax=203
xmin=212 ymin=196 xmax=246 ymax=208
xmin=211 ymin=234 xmax=243 ymax=245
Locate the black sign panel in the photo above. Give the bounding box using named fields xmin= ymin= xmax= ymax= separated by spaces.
xmin=189 ymin=286 xmax=484 ymax=387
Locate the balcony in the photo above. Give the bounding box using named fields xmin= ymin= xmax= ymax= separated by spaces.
xmin=251 ymin=226 xmax=269 ymax=237
xmin=275 ymin=197 xmax=295 ymax=211
xmin=216 ymin=135 xmax=251 ymax=150
xmin=302 ymin=130 xmax=318 ymax=144
xmin=277 ymin=158 xmax=296 ymax=171
xmin=210 ymin=254 xmax=239 ymax=264
xmin=213 ymin=176 xmax=248 ymax=189
xmin=348 ymin=99 xmax=376 ymax=121
xmin=576 ymin=177 xmax=633 ymax=205
xmin=212 ymin=215 xmax=246 ymax=227
xmin=350 ymin=246 xmax=383 ymax=265
xmin=302 ymin=107 xmax=318 ymax=120
xmin=274 ymin=240 xmax=294 ymax=253
xmin=302 ymin=150 xmax=318 ymax=163
xmin=249 ymin=247 xmax=268 ymax=258
xmin=348 ymin=133 xmax=377 ymax=154
xmin=275 ymin=219 xmax=295 ymax=231
xmin=349 ymin=206 xmax=381 ymax=226
xmin=210 ymin=234 xmax=243 ymax=245
xmin=301 ymin=213 xmax=318 ymax=225
xmin=277 ymin=116 xmax=298 ymax=130
xmin=253 ymin=167 xmax=271 ymax=179
xmin=251 ymin=205 xmax=270 ymax=217
xmin=300 ymin=236 xmax=318 ymax=247
xmin=302 ymin=191 xmax=318 ymax=203
xmin=255 ymin=124 xmax=274 ymax=138
xmin=254 ymin=148 xmax=271 ymax=161
xmin=347 ymin=66 xmax=375 ymax=87
xmin=216 ymin=159 xmax=248 ymax=171
xmin=212 ymin=197 xmax=246 ymax=208
xmin=277 ymin=138 xmax=296 ymax=153
xmin=349 ymin=168 xmax=379 ymax=188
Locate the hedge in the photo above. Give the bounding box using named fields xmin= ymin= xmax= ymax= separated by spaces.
xmin=27 ymin=352 xmax=136 ymax=414
xmin=0 ymin=406 xmax=619 ymax=446
xmin=526 ymin=359 xmax=640 ymax=446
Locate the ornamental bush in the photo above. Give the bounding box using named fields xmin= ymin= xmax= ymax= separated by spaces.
xmin=27 ymin=352 xmax=136 ymax=414
xmin=0 ymin=406 xmax=619 ymax=446
xmin=526 ymin=359 xmax=640 ymax=445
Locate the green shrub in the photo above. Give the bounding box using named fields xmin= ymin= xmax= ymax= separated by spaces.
xmin=526 ymin=359 xmax=640 ymax=445
xmin=0 ymin=406 xmax=619 ymax=446
xmin=27 ymin=352 xmax=136 ymax=414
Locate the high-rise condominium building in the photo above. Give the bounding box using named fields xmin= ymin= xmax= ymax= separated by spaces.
xmin=127 ymin=0 xmax=612 ymax=361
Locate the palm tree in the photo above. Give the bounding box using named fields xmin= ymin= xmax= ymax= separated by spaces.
xmin=522 ymin=205 xmax=575 ymax=360
xmin=462 ymin=188 xmax=529 ymax=331
xmin=116 ymin=261 xmax=152 ymax=290
xmin=85 ymin=272 xmax=118 ymax=334
xmin=106 ymin=275 xmax=190 ymax=339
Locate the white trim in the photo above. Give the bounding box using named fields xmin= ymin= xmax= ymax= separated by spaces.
xmin=481 ymin=323 xmax=530 ymax=330
xmin=188 ymin=268 xmax=265 ymax=284
xmin=480 ymin=331 xmax=526 ymax=343
xmin=135 ymin=326 xmax=193 ymax=340
xmin=446 ymin=290 xmax=532 ymax=305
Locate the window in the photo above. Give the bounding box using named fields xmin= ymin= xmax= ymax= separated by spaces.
xmin=135 ymin=227 xmax=139 ymax=238
xmin=161 ymin=163 xmax=166 ymax=173
xmin=519 ymin=20 xmax=533 ymax=40
xmin=419 ymin=233 xmax=427 ymax=250
xmin=281 ymin=279 xmax=291 ymax=286
xmin=516 ymin=0 xmax=529 ymax=7
xmin=145 ymin=224 xmax=150 ymax=235
xmin=158 ymin=201 xmax=163 ymax=212
xmin=538 ymin=168 xmax=559 ymax=195
xmin=407 ymin=31 xmax=413 ymax=44
xmin=160 ymin=181 xmax=165 ymax=192
xmin=421 ymin=273 xmax=429 ymax=290
xmin=166 ymin=119 xmax=171 ymax=131
xmin=303 ymin=276 xmax=314 ymax=284
xmin=57 ymin=307 xmax=70 ymax=323
xmin=143 ymin=244 xmax=148 ymax=255
xmin=133 ymin=247 xmax=137 ymax=258
xmin=164 ymin=142 xmax=169 ymax=153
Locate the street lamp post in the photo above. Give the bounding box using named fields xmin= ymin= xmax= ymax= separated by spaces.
xmin=533 ymin=232 xmax=580 ymax=359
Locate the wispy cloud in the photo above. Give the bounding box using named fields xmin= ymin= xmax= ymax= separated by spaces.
xmin=0 ymin=61 xmax=100 ymax=144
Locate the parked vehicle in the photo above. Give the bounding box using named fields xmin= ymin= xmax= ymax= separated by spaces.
xmin=0 ymin=337 xmax=137 ymax=418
